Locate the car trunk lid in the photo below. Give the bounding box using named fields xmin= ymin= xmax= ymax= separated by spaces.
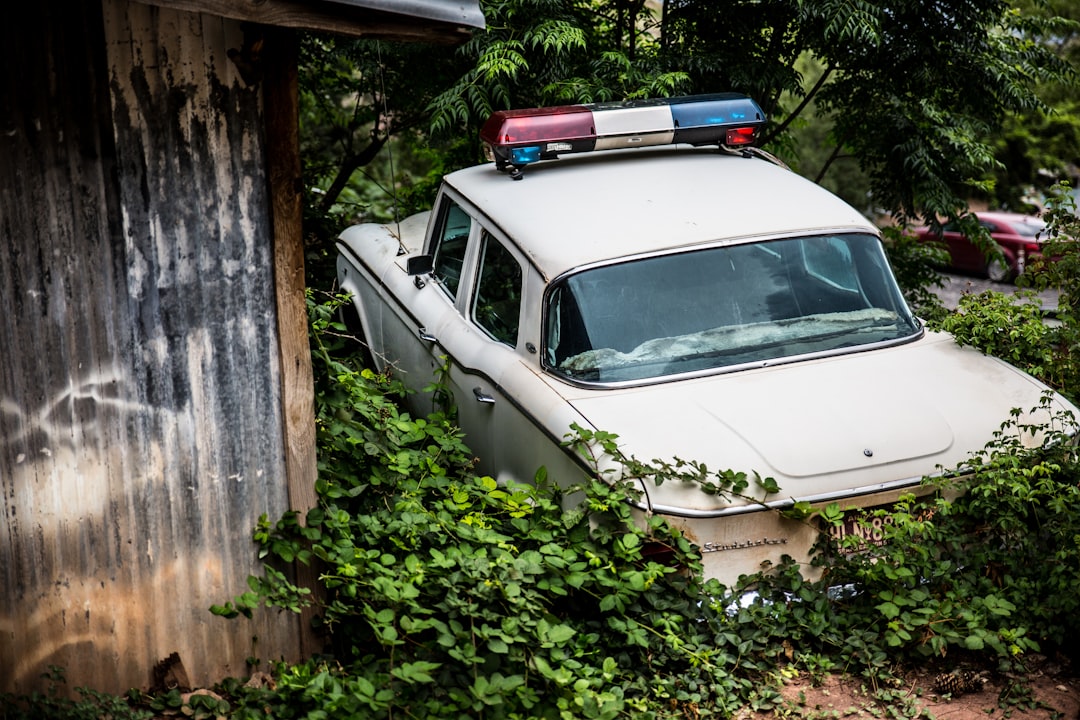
xmin=562 ymin=331 xmax=1069 ymax=514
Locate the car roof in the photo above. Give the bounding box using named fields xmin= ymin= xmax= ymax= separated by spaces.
xmin=975 ymin=210 xmax=1045 ymax=226
xmin=442 ymin=146 xmax=877 ymax=280
xmin=976 ymin=210 xmax=1035 ymax=221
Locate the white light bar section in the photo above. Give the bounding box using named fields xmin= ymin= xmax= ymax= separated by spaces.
xmin=593 ymin=105 xmax=676 ymax=151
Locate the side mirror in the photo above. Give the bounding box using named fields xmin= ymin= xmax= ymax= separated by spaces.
xmin=406 ymin=254 xmax=434 ymax=276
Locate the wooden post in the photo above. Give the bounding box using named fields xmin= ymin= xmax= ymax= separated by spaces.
xmin=263 ymin=26 xmax=317 ymax=517
xmin=261 ymin=25 xmax=321 ymax=654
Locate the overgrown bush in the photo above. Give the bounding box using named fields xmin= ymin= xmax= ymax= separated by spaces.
xmin=811 ymin=191 xmax=1080 ymax=667
xmin=210 ymin=276 xmax=1080 ymax=717
xmin=810 ymin=397 xmax=1080 ymax=665
xmin=10 ymin=201 xmax=1080 ymax=719
xmin=209 ymin=292 xmax=795 ymax=718
xmin=0 ymin=667 xmax=150 ymax=720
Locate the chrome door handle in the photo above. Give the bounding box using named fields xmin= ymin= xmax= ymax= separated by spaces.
xmin=472 ymin=387 xmax=495 ymax=404
xmin=418 ymin=328 xmax=437 ymax=343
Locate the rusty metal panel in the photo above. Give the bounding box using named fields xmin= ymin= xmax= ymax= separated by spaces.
xmin=0 ymin=0 xmax=304 ymax=695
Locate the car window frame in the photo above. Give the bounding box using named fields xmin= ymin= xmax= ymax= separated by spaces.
xmin=471 ymin=229 xmax=524 ymax=347
xmin=1007 ymin=218 xmax=1047 ymax=239
xmin=424 ymin=188 xmax=538 ymax=348
xmin=428 ymin=195 xmax=476 ymax=302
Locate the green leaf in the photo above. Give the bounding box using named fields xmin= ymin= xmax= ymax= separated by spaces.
xmin=542 ymin=623 xmax=576 ymax=645
xmin=391 ymin=660 xmax=441 ymax=684
xmin=876 ymin=601 xmax=901 ymax=620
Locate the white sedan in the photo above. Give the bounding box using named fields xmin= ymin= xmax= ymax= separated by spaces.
xmin=336 ymin=94 xmax=1076 ymax=586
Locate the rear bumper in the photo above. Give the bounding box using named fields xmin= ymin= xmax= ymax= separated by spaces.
xmin=653 ymin=482 xmax=941 ymax=588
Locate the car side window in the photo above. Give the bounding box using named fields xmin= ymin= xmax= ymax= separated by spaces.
xmin=431 ymin=198 xmax=472 ymax=299
xmin=472 ymin=231 xmax=522 ymax=346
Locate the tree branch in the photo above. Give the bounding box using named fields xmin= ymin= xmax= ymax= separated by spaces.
xmin=317 ymin=131 xmax=390 ymax=213
xmin=814 ymin=141 xmax=844 ymax=184
xmin=762 ymin=64 xmax=833 ymax=146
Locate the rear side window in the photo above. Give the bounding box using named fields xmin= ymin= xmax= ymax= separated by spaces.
xmin=431 ymin=198 xmax=471 ymax=299
xmin=472 ymin=231 xmax=522 ymax=346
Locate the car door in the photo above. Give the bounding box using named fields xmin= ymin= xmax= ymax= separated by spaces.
xmin=980 ymin=218 xmax=1014 ymax=257
xmin=433 ymin=228 xmax=527 ymax=479
xmin=433 ymin=224 xmax=592 ymax=488
xmin=940 ymin=221 xmax=984 ymax=272
xmin=377 ymin=195 xmax=476 ymax=411
xmin=379 ymin=193 xmax=593 ymax=486
xmin=370 ymin=190 xmax=545 ymax=478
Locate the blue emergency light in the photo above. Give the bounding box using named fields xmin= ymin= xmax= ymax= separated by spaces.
xmin=480 ymin=93 xmax=766 ymax=173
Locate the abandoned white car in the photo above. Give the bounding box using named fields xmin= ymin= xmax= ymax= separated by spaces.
xmin=336 ymin=93 xmax=1077 ymax=587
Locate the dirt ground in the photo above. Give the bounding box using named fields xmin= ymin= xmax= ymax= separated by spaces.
xmin=743 ymin=656 xmax=1079 ymax=720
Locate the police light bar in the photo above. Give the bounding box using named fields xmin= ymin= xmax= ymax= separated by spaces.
xmin=480 ymin=93 xmax=766 ymax=173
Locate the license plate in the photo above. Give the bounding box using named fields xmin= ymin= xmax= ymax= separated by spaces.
xmin=826 ymin=503 xmax=899 ymax=548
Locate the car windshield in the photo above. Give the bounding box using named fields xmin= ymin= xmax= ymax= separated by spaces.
xmin=545 ymin=233 xmax=921 ymax=384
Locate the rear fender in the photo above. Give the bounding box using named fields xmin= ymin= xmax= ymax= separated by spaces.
xmin=336 ymin=255 xmax=381 ymax=369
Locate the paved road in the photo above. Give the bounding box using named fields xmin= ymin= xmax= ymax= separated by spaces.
xmin=934 ymin=272 xmax=1060 ymax=313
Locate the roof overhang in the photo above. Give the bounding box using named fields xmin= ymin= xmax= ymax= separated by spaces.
xmin=138 ymin=0 xmax=485 ymax=43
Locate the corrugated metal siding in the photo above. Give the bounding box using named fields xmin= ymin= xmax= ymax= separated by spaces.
xmin=0 ymin=0 xmax=304 ymax=694
xmin=321 ymin=0 xmax=485 ymax=28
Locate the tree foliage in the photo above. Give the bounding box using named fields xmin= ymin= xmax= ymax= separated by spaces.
xmin=948 ymin=0 xmax=1079 ymax=211
xmin=299 ymin=0 xmax=1077 ymax=274
xmin=298 ymin=36 xmax=471 ymax=239
xmin=641 ymin=0 xmax=1073 ymax=225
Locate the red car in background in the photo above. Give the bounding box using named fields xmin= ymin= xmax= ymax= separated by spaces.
xmin=913 ymin=211 xmax=1047 ymax=283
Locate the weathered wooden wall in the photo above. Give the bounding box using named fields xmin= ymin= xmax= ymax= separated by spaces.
xmin=0 ymin=0 xmax=305 ymax=694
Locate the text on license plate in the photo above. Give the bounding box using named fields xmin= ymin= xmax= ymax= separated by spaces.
xmin=827 ymin=504 xmax=900 ymax=547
